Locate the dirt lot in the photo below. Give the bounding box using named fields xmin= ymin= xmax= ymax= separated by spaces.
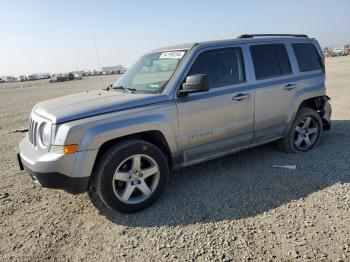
xmin=0 ymin=57 xmax=349 ymax=261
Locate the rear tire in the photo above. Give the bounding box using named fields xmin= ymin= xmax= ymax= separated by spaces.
xmin=279 ymin=107 xmax=323 ymax=153
xmin=92 ymin=139 xmax=169 ymax=213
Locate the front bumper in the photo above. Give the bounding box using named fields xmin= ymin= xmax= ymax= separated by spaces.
xmin=22 ymin=162 xmax=89 ymax=194
xmin=27 ymin=168 xmax=89 ymax=194
xmin=17 ymin=136 xmax=98 ymax=194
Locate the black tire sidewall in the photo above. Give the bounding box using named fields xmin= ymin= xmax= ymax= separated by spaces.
xmin=95 ymin=140 xmax=169 ymax=213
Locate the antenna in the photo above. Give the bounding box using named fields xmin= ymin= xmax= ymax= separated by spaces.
xmin=93 ymin=33 xmax=101 ymax=71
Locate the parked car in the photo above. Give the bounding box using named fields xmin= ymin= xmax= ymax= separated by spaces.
xmin=17 ymin=75 xmax=27 ymax=82
xmin=333 ymin=48 xmax=348 ymax=56
xmin=49 ymin=74 xmax=64 ymax=82
xmin=17 ymin=34 xmax=331 ymax=213
xmin=59 ymin=73 xmax=73 ymax=81
xmin=0 ymin=77 xmax=4 ymax=83
xmin=67 ymin=73 xmax=75 ymax=81
xmin=51 ymin=73 xmax=75 ymax=82
xmin=38 ymin=74 xmax=51 ymax=80
xmin=4 ymin=76 xmax=18 ymax=82
xmin=27 ymin=74 xmax=39 ymax=81
xmin=49 ymin=75 xmax=58 ymax=82
xmin=74 ymin=73 xmax=83 ymax=80
xmin=59 ymin=74 xmax=69 ymax=82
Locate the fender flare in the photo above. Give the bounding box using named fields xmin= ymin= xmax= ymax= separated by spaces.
xmin=76 ymin=114 xmax=179 ymax=154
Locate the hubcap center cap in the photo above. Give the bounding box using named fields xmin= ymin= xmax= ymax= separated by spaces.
xmin=130 ymin=172 xmax=142 ymax=182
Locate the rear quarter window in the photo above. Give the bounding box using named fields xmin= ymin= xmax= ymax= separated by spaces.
xmin=292 ymin=43 xmax=322 ymax=72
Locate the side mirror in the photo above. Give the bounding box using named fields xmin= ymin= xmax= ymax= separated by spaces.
xmin=178 ymin=74 xmax=209 ymax=97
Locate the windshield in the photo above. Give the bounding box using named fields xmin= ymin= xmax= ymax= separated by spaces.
xmin=113 ymin=50 xmax=187 ymax=93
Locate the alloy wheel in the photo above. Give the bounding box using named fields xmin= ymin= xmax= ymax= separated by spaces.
xmin=112 ymin=154 xmax=160 ymax=204
xmin=293 ymin=116 xmax=319 ymax=150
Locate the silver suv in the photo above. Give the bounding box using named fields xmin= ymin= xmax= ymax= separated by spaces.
xmin=17 ymin=34 xmax=332 ymax=213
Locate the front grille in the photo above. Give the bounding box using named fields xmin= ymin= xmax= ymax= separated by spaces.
xmin=28 ymin=118 xmax=39 ymax=147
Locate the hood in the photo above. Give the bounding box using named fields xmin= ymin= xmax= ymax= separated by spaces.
xmin=34 ymin=90 xmax=168 ymax=124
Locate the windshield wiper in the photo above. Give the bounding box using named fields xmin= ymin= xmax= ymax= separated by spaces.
xmin=113 ymin=86 xmax=136 ymax=94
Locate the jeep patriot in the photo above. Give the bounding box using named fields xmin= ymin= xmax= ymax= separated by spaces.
xmin=17 ymin=34 xmax=332 ymax=213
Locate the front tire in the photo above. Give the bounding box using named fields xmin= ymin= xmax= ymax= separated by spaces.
xmin=279 ymin=107 xmax=323 ymax=153
xmin=93 ymin=139 xmax=169 ymax=213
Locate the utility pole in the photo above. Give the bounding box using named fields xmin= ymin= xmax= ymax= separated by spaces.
xmin=93 ymin=33 xmax=101 ymax=71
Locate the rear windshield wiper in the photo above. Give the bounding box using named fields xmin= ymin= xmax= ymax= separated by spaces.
xmin=113 ymin=86 xmax=136 ymax=94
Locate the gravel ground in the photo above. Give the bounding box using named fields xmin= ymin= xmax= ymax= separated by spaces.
xmin=0 ymin=57 xmax=350 ymax=261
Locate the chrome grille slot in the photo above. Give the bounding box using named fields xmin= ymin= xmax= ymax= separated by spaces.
xmin=28 ymin=119 xmax=33 ymax=144
xmin=28 ymin=118 xmax=39 ymax=147
xmin=33 ymin=121 xmax=38 ymax=147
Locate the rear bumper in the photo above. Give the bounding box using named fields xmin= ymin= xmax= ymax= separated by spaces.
xmin=322 ymin=97 xmax=332 ymax=130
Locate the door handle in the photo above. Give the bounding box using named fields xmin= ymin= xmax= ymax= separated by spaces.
xmin=283 ymin=83 xmax=297 ymax=91
xmin=232 ymin=93 xmax=249 ymax=101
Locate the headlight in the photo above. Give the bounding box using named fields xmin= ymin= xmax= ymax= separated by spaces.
xmin=39 ymin=122 xmax=51 ymax=146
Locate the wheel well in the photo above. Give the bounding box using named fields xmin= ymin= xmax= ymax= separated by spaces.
xmin=299 ymin=97 xmax=323 ymax=112
xmin=298 ymin=96 xmax=330 ymax=130
xmin=89 ymin=131 xmax=172 ymax=186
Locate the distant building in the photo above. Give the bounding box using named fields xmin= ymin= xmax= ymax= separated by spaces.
xmin=102 ymin=65 xmax=126 ymax=74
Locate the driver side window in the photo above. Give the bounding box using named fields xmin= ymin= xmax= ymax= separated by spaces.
xmin=188 ymin=47 xmax=245 ymax=89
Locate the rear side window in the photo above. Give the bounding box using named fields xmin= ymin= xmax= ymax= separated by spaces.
xmin=188 ymin=47 xmax=245 ymax=89
xmin=292 ymin=43 xmax=322 ymax=72
xmin=250 ymin=44 xmax=292 ymax=80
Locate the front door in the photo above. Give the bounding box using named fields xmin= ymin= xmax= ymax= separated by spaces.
xmin=175 ymin=46 xmax=254 ymax=162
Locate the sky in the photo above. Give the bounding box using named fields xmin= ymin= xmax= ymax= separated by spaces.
xmin=0 ymin=0 xmax=349 ymax=76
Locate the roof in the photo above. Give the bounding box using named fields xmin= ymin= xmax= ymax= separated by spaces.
xmin=152 ymin=34 xmax=311 ymax=52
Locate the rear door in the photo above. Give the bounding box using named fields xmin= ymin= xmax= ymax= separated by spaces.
xmin=175 ymin=45 xmax=254 ymax=162
xmin=249 ymin=42 xmax=296 ymax=143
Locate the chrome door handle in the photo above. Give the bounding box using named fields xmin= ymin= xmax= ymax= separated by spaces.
xmin=283 ymin=83 xmax=297 ymax=91
xmin=232 ymin=93 xmax=249 ymax=101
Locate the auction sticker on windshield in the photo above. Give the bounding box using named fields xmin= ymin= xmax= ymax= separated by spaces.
xmin=159 ymin=51 xmax=185 ymax=59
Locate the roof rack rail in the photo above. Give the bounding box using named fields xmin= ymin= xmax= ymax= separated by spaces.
xmin=237 ymin=34 xmax=308 ymax=39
